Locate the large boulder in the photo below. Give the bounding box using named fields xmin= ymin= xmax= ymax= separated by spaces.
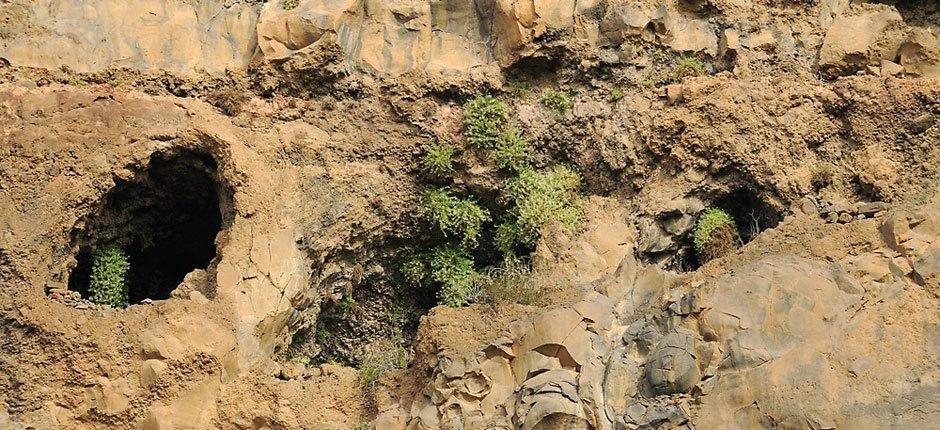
xmin=819 ymin=5 xmax=940 ymax=77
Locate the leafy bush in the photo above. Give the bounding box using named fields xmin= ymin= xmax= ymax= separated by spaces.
xmin=500 ymin=167 xmax=583 ymax=251
xmin=339 ymin=294 xmax=357 ymax=312
xmin=88 ymin=245 xmax=130 ymax=308
xmin=421 ymin=141 xmax=455 ymax=176
xmin=693 ymin=208 xmax=740 ymax=262
xmin=492 ymin=131 xmax=531 ymax=172
xmin=429 ymin=246 xmax=480 ymax=307
xmin=463 ymin=95 xmax=509 ymax=148
xmin=401 ymin=255 xmax=427 ymax=286
xmin=476 ymin=257 xmax=540 ymax=305
xmin=671 ymin=56 xmax=707 ymax=82
xmin=359 ymin=335 xmax=411 ymax=395
xmin=283 ymin=0 xmax=299 ymax=10
xmin=540 ymin=90 xmax=572 ymax=115
xmin=423 ymin=188 xmax=491 ymax=247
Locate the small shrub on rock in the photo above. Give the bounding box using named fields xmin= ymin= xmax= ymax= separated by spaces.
xmin=540 ymin=90 xmax=572 ymax=115
xmin=429 ymin=246 xmax=480 ymax=307
xmin=88 ymin=245 xmax=130 ymax=308
xmin=421 ymin=141 xmax=455 ymax=176
xmin=463 ymin=95 xmax=509 ymax=148
xmin=424 ymin=188 xmax=491 ymax=247
xmin=608 ymin=88 xmax=625 ymax=102
xmin=205 ymin=89 xmax=248 ymax=116
xmin=671 ymin=56 xmax=707 ymax=82
xmin=476 ymin=257 xmax=540 ymax=305
xmin=283 ymin=0 xmax=299 ymax=10
xmin=401 ymin=255 xmax=427 ymax=286
xmin=492 ymin=131 xmax=531 ymax=172
xmin=501 ymin=166 xmax=583 ymax=252
xmin=693 ymin=208 xmax=740 ymax=262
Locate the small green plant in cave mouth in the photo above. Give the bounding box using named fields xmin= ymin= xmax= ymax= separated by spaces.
xmin=405 ymin=94 xmax=584 ymax=308
xmin=693 ymin=208 xmax=741 ymax=263
xmin=88 ymin=245 xmax=130 ymax=308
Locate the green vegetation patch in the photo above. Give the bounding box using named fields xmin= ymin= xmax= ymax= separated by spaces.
xmin=693 ymin=208 xmax=740 ymax=262
xmin=492 ymin=131 xmax=531 ymax=172
xmin=89 ymin=245 xmax=130 ymax=308
xmin=463 ymin=95 xmax=509 ymax=148
xmin=359 ymin=336 xmax=411 ymax=395
xmin=540 ymin=90 xmax=572 ymax=115
xmin=283 ymin=0 xmax=299 ymax=10
xmin=671 ymin=55 xmax=707 ymax=82
xmin=608 ymin=88 xmax=625 ymax=102
xmin=424 ymin=188 xmax=491 ymax=247
xmin=421 ymin=141 xmax=455 ymax=176
xmin=499 ymin=166 xmax=583 ymax=253
xmin=475 ymin=257 xmax=540 ymax=305
xmin=810 ymin=163 xmax=834 ymax=190
xmin=429 ymin=246 xmax=480 ymax=308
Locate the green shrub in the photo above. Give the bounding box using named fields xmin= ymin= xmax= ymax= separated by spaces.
xmin=476 ymin=257 xmax=540 ymax=305
xmin=88 ymin=245 xmax=130 ymax=308
xmin=608 ymin=88 xmax=625 ymax=102
xmin=501 ymin=166 xmax=583 ymax=250
xmin=283 ymin=0 xmax=299 ymax=10
xmin=315 ymin=327 xmax=332 ymax=344
xmin=401 ymin=256 xmax=427 ymax=286
xmin=671 ymin=56 xmax=707 ymax=82
xmin=494 ymin=221 xmax=522 ymax=256
xmin=359 ymin=336 xmax=411 ymax=395
xmin=693 ymin=208 xmax=740 ymax=262
xmin=429 ymin=246 xmax=479 ymax=307
xmin=339 ymin=294 xmax=357 ymax=312
xmin=492 ymin=131 xmax=531 ymax=172
xmin=421 ymin=141 xmax=455 ymax=176
xmin=463 ymin=95 xmax=509 ymax=148
xmin=540 ymin=90 xmax=572 ymax=115
xmin=423 ymin=188 xmax=491 ymax=247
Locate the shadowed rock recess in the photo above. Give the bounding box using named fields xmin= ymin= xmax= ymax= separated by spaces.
xmin=0 ymin=0 xmax=938 ymax=429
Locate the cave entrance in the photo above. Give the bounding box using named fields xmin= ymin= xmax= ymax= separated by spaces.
xmin=67 ymin=150 xmax=229 ymax=305
xmin=711 ymin=188 xmax=782 ymax=244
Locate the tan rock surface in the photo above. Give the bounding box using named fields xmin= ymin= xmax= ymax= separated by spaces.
xmin=0 ymin=1 xmax=939 ymax=429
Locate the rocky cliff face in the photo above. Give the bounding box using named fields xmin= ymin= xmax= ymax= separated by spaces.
xmin=0 ymin=1 xmax=938 ymax=429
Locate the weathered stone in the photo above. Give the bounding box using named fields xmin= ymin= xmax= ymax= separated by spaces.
xmin=910 ymin=114 xmax=936 ymax=135
xmin=645 ymin=331 xmax=701 ymax=395
xmin=139 ymin=359 xmax=167 ymax=389
xmin=0 ymin=0 xmax=261 ymax=74
xmin=857 ymin=202 xmax=889 ymax=216
xmin=819 ymin=8 xmax=903 ymax=75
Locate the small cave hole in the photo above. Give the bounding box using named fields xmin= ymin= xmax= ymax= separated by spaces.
xmin=649 ymin=188 xmax=784 ymax=272
xmin=711 ymin=188 xmax=783 ymax=244
xmin=66 ymin=150 xmax=231 ymax=305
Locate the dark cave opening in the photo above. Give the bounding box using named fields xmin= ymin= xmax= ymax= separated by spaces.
xmin=711 ymin=188 xmax=783 ymax=245
xmin=67 ymin=150 xmax=229 ymax=305
xmin=653 ymin=187 xmax=784 ymax=272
